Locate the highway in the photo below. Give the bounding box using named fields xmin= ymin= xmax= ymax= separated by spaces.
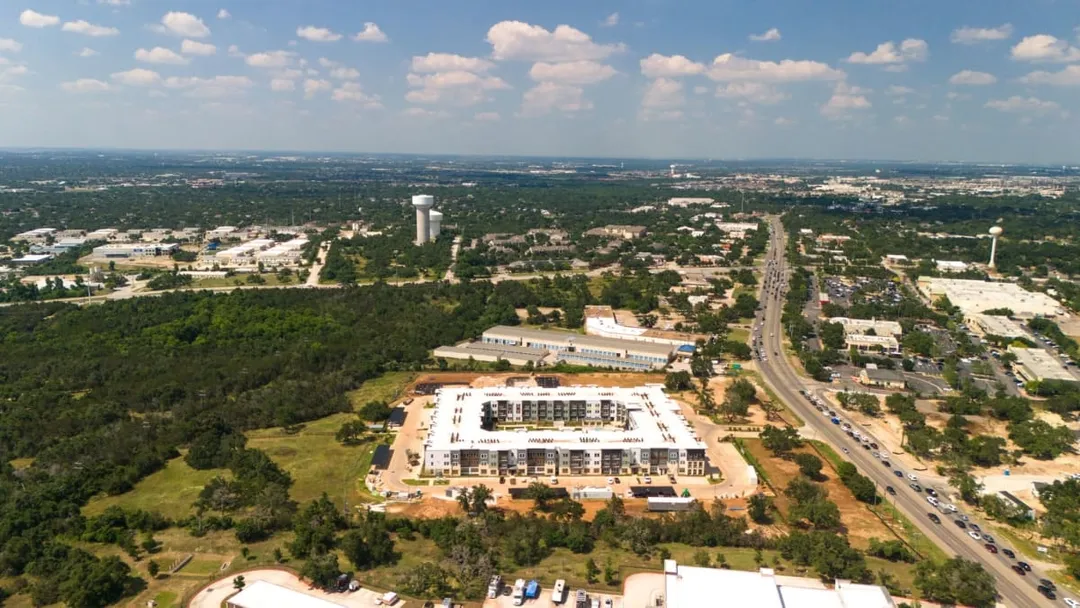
xmin=754 ymin=216 xmax=1057 ymax=608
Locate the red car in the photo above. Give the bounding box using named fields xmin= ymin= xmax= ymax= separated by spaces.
xmin=984 ymin=543 xmax=998 ymax=554
xmin=1012 ymin=565 xmax=1026 ymax=576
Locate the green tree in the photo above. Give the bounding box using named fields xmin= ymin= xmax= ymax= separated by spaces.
xmin=794 ymin=453 xmax=824 ymax=481
xmin=748 ymin=493 xmax=772 ymax=524
xmin=147 ymin=560 xmax=160 ymax=579
xmin=664 ymin=371 xmax=694 ymax=392
xmin=1009 ymin=420 xmax=1074 ymax=459
xmin=585 ymin=558 xmax=600 ymax=584
xmin=760 ymin=425 xmax=803 ymax=457
xmin=335 ymin=420 xmax=368 ymax=445
xmin=914 ymin=558 xmax=996 ymax=608
xmin=301 ymin=553 xmax=342 ymax=590
xmin=233 ymin=575 xmax=246 ymax=590
xmin=693 ymin=549 xmax=711 ymax=567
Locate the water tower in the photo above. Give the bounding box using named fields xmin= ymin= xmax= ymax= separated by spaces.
xmin=988 ymin=225 xmax=1003 ymax=269
xmin=412 ymin=195 xmax=434 ymax=245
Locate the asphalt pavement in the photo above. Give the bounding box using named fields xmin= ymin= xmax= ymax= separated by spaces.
xmin=754 ymin=216 xmax=1058 ymax=608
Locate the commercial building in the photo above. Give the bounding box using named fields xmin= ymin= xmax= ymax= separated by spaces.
xmin=433 ymin=342 xmax=549 ymax=367
xmin=584 ymin=225 xmax=647 ymax=240
xmin=483 ymin=325 xmax=674 ymax=371
xmin=10 ymin=253 xmax=53 ymax=266
xmin=935 ymin=260 xmax=970 ymax=273
xmin=33 ymin=237 xmax=87 ymax=255
xmin=828 ymin=317 xmax=903 ymax=338
xmin=86 ymin=228 xmax=118 ymax=241
xmin=423 ymin=385 xmax=708 ymax=477
xmin=662 ymin=561 xmax=895 ymax=608
xmin=254 ymin=237 xmax=308 ymax=266
xmin=714 ymin=222 xmax=759 ymax=234
xmin=92 ymin=243 xmax=179 ymax=258
xmin=215 ymin=239 xmax=275 ymax=265
xmin=667 ymin=197 xmax=714 ymax=207
xmin=206 ymin=225 xmax=238 ymax=240
xmin=859 ymin=367 xmax=906 ymax=389
xmin=967 ymin=314 xmax=1032 ymax=341
xmin=917 ymin=277 xmax=1066 ymax=318
xmin=846 ymin=334 xmax=901 ymax=355
xmin=1007 ymin=346 xmax=1077 ymax=383
xmin=226 ymin=581 xmax=348 ymax=608
xmin=584 ymin=305 xmax=702 ymax=350
xmin=11 ymin=228 xmax=57 ymax=244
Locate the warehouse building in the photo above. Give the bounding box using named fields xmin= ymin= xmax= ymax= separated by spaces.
xmin=967 ymin=314 xmax=1032 ymax=341
xmin=662 ymin=561 xmax=895 ymax=608
xmin=828 ymin=317 xmax=903 ymax=338
xmin=1007 ymin=346 xmax=1077 ymax=383
xmin=482 ymin=325 xmax=675 ymax=371
xmin=92 ymin=243 xmax=179 ymax=258
xmin=918 ymin=277 xmax=1066 ymax=318
xmin=215 ymin=239 xmax=275 ymax=265
xmin=859 ymin=367 xmax=906 ymax=389
xmin=254 ymin=237 xmax=308 ymax=266
xmin=11 ymin=228 xmax=57 ymax=244
xmin=432 ymin=342 xmax=549 ymax=367
xmin=423 ymin=385 xmax=708 ymax=477
xmin=584 ymin=305 xmax=702 ymax=350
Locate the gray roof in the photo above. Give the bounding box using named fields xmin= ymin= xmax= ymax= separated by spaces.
xmin=484 ymin=325 xmax=673 ymax=357
xmin=864 ymin=368 xmax=905 ymax=382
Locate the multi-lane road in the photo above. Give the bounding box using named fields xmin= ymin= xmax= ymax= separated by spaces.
xmin=754 ymin=216 xmax=1060 ymax=608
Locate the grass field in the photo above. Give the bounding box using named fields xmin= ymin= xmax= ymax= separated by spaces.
xmin=347 ymin=372 xmax=416 ymax=408
xmin=84 ymin=454 xmax=230 ymax=520
xmin=728 ymin=327 xmax=750 ymax=344
xmin=191 ymin=273 xmax=295 ymax=289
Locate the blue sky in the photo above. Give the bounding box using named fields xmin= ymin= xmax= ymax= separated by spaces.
xmin=1 ymin=0 xmax=1079 ymax=162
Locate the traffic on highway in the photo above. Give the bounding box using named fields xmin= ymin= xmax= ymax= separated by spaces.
xmin=752 ymin=216 xmax=1069 ymax=608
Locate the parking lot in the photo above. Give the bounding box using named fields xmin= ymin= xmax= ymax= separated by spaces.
xmin=484 ymin=584 xmax=622 ymax=608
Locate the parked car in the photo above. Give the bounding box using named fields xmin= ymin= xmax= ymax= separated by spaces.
xmin=643 ymin=476 xmax=652 ymax=484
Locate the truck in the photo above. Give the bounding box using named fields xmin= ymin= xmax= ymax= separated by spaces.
xmin=551 ymin=579 xmax=566 ymax=604
xmin=525 ymin=580 xmax=540 ymax=600
xmin=512 ymin=579 xmax=526 ymax=606
xmin=575 ymin=590 xmax=588 ymax=608
xmin=487 ymin=575 xmax=503 ymax=599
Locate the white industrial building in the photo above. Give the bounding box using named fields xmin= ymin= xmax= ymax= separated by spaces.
xmin=85 ymin=228 xmax=118 ymax=241
xmin=226 ymin=581 xmax=348 ymax=608
xmin=967 ymin=314 xmax=1032 ymax=341
xmin=828 ymin=317 xmax=903 ymax=338
xmin=1007 ymin=346 xmax=1077 ymax=384
xmin=254 ymin=237 xmax=308 ymax=266
xmin=92 ymin=243 xmax=179 ymax=258
xmin=215 ymin=239 xmax=275 ymax=265
xmin=423 ymin=385 xmax=707 ymax=477
xmin=12 ymin=228 xmax=57 ymax=244
xmin=846 ymin=334 xmax=901 ymax=355
xmin=935 ymin=260 xmax=970 ymax=273
xmin=205 ymin=225 xmax=238 ymax=240
xmin=667 ymin=197 xmax=714 ymax=207
xmin=918 ymin=277 xmax=1066 ymax=318
xmin=584 ymin=305 xmax=700 ymax=350
xmin=715 ymin=222 xmax=760 ymax=233
xmin=663 ymin=561 xmax=895 ymax=608
xmin=482 ymin=325 xmax=675 ymax=371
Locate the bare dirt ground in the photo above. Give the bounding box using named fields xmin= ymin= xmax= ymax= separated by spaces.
xmin=743 ymin=439 xmax=895 ymax=550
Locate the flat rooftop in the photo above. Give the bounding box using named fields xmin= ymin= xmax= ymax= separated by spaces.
xmin=663 ymin=561 xmax=894 ymax=608
xmin=969 ymin=313 xmax=1031 ymax=339
xmin=434 ymin=342 xmax=548 ymax=362
xmin=919 ymin=277 xmax=1065 ymax=318
xmin=485 ymin=325 xmax=674 ymax=357
xmin=1008 ymin=346 xmax=1077 ymax=382
xmin=227 ymin=581 xmax=347 ymax=608
xmin=425 ymin=385 xmax=705 ymax=452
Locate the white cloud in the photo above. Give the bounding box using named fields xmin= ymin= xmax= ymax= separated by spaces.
xmin=949 ymin=70 xmax=996 ymax=85
xmin=715 ymin=82 xmax=788 ymax=104
xmin=1019 ymin=65 xmax=1080 ymax=86
xmin=161 ymin=12 xmax=210 ymax=38
xmin=403 ymin=107 xmax=448 ymax=118
xmin=821 ymin=82 xmax=872 ymax=118
xmin=946 ymin=91 xmax=970 ymax=101
xmin=474 ymin=111 xmax=501 ymax=121
xmin=61 ymin=78 xmax=111 ymax=93
xmin=164 ymin=75 xmax=254 ymax=98
xmin=297 ymin=26 xmax=342 ymax=43
xmin=228 ymin=45 xmax=243 ymax=58
xmin=749 ymin=28 xmax=781 ymax=42
xmin=951 ymin=24 xmax=1013 ymax=45
xmin=181 ymin=40 xmax=217 ymax=56
xmin=893 ymin=115 xmax=910 ymax=125
xmin=331 ymin=82 xmax=382 ymax=107
xmin=352 ymin=22 xmax=388 ymax=43
xmin=602 ymin=13 xmax=619 ymax=27
xmin=330 ymin=66 xmax=360 ymax=80
xmin=406 ymin=71 xmax=510 ymax=106
xmin=886 ymin=85 xmax=914 ymax=96
xmin=487 ymin=21 xmax=625 ymax=62
xmin=217 ymin=9 xmax=231 ymax=20
xmin=111 ymin=68 xmax=162 ymax=86
xmin=246 ymin=50 xmax=296 ymax=68
xmin=985 ymin=95 xmax=1064 ymax=117
xmin=20 ymin=10 xmax=59 ymax=28
xmin=641 ymin=78 xmax=684 ymax=109
xmin=521 ymin=82 xmax=592 ymax=115
xmin=77 ymin=48 xmax=99 ymax=58
xmin=1 ymin=65 xmax=28 ymax=78
xmin=62 ymin=20 xmax=120 ymax=37
xmin=0 ymin=39 xmax=22 ymax=53
xmin=303 ymin=78 xmax=332 ymax=98
xmin=270 ymin=79 xmax=296 ymax=92
xmin=693 ymin=85 xmax=709 ymax=94
xmin=99 ymin=0 xmax=131 ymax=5
xmin=641 ymin=110 xmax=683 ymax=122
xmin=639 ymin=53 xmax=706 ymax=78
xmin=1011 ymin=35 xmax=1080 ymax=63
xmin=411 ymin=53 xmax=495 ymax=74
xmin=528 ymin=61 xmax=616 ymax=85
xmin=847 ymin=39 xmax=928 ymax=65
xmin=708 ymin=54 xmax=845 ymax=82
xmin=136 ymin=47 xmax=189 ymax=65
xmin=774 ymin=117 xmax=795 ymax=126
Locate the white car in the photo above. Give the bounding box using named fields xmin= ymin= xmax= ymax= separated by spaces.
xmin=550 ymin=476 xmax=558 ymax=485
xmin=945 ymin=504 xmax=958 ymax=513
xmin=926 ymin=496 xmax=939 ymax=507
xmin=968 ymin=530 xmax=981 ymax=540
xmin=907 ymin=473 xmax=918 ymax=482
xmin=1063 ymin=598 xmax=1078 ymax=608
xmin=606 ymin=477 xmax=615 ymax=485
xmin=643 ymin=476 xmax=652 ymax=484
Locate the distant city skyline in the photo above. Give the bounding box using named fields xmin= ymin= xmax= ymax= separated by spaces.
xmin=1 ymin=1 xmax=1079 ymax=163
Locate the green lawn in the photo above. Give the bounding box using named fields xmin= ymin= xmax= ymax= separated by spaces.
xmin=728 ymin=327 xmax=750 ymax=344
xmin=83 ymin=454 xmax=230 ymax=520
xmin=153 ymin=591 xmax=179 ymax=608
xmin=347 ymin=372 xmax=416 ymax=408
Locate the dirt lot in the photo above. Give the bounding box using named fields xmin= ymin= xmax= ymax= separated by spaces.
xmin=742 ymin=438 xmax=896 ymax=550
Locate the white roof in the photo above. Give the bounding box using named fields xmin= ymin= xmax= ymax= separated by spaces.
xmin=227 ymin=581 xmax=347 ymax=608
xmin=1008 ymin=347 xmax=1077 ymax=382
xmin=969 ymin=314 xmax=1030 ymax=339
xmin=426 ymin=385 xmax=705 ymax=453
xmin=919 ymin=277 xmax=1065 ymax=318
xmin=664 ymin=562 xmax=895 ymax=608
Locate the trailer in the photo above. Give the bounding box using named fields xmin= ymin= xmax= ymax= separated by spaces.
xmin=551 ymin=579 xmax=566 ymax=604
xmin=525 ymin=580 xmax=540 ymax=600
xmin=647 ymin=497 xmax=696 ymax=512
xmin=512 ymin=579 xmax=526 ymax=606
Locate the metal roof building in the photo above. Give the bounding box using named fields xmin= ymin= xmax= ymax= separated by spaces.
xmin=482 ymin=325 xmax=674 ymax=371
xmin=1007 ymin=346 xmax=1077 ymax=383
